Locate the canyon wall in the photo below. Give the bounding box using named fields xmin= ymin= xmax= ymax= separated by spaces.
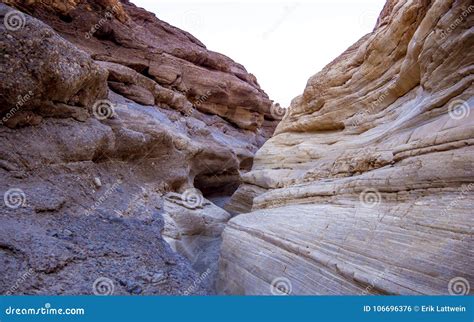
xmin=219 ymin=0 xmax=474 ymax=295
xmin=0 ymin=0 xmax=277 ymax=294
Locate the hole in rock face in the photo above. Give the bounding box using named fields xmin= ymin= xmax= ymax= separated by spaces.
xmin=59 ymin=14 xmax=73 ymax=23
xmin=94 ymin=24 xmax=120 ymax=45
xmin=193 ymin=171 xmax=240 ymax=201
xmin=171 ymin=179 xmax=187 ymax=192
xmin=239 ymin=157 xmax=254 ymax=171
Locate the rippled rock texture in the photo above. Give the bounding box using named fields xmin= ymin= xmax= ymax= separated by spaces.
xmin=0 ymin=0 xmax=277 ymax=294
xmin=219 ymin=0 xmax=474 ymax=295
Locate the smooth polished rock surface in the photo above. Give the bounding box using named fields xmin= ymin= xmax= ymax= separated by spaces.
xmin=219 ymin=0 xmax=474 ymax=295
xmin=163 ymin=191 xmax=231 ymax=292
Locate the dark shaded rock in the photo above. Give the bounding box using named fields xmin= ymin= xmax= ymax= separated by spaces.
xmin=0 ymin=0 xmax=280 ymax=295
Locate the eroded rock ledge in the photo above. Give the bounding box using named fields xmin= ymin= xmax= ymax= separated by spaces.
xmin=219 ymin=0 xmax=473 ymax=295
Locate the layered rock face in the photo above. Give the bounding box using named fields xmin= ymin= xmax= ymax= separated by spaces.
xmin=219 ymin=0 xmax=473 ymax=294
xmin=0 ymin=1 xmax=276 ymax=294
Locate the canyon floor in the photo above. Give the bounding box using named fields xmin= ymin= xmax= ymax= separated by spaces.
xmin=0 ymin=0 xmax=473 ymax=295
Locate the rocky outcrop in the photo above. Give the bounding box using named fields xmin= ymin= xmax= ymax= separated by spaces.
xmin=219 ymin=0 xmax=473 ymax=295
xmin=162 ymin=191 xmax=231 ymax=291
xmin=0 ymin=0 xmax=276 ymax=295
xmin=2 ymin=0 xmax=278 ymax=190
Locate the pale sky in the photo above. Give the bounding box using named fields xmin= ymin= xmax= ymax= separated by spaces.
xmin=132 ymin=0 xmax=386 ymax=107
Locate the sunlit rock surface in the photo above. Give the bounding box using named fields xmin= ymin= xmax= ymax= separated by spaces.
xmin=219 ymin=0 xmax=474 ymax=295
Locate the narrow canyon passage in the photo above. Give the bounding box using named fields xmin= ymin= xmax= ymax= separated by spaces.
xmin=0 ymin=0 xmax=473 ymax=296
